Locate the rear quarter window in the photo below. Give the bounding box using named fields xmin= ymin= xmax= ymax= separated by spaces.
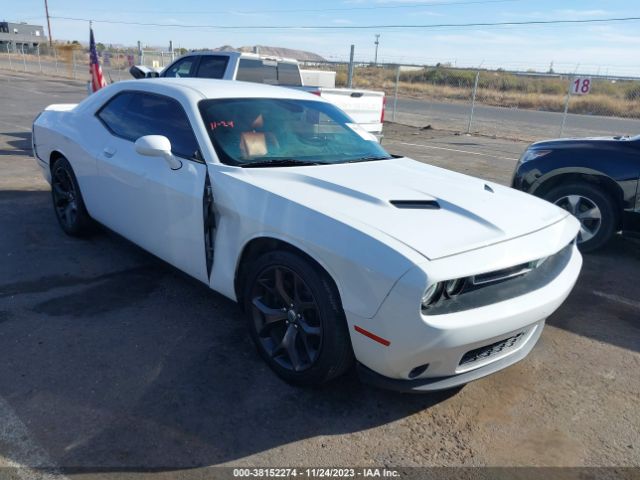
xmin=277 ymin=62 xmax=302 ymax=86
xmin=236 ymin=58 xmax=278 ymax=84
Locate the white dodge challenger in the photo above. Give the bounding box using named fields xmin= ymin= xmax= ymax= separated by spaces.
xmin=32 ymin=79 xmax=582 ymax=392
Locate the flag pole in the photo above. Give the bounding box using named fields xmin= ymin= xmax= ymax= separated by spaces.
xmin=88 ymin=19 xmax=107 ymax=93
xmin=89 ymin=21 xmax=92 ymax=96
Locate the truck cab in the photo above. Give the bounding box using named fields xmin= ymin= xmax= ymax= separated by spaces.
xmin=158 ymin=51 xmax=302 ymax=86
xmin=130 ymin=51 xmax=385 ymax=138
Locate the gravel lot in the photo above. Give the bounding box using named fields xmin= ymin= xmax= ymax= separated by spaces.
xmin=0 ymin=70 xmax=639 ymax=479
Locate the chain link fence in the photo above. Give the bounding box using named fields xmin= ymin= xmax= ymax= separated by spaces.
xmin=301 ymin=60 xmax=640 ymax=141
xmin=1 ymin=48 xmax=638 ymax=142
xmin=0 ymin=44 xmax=174 ymax=85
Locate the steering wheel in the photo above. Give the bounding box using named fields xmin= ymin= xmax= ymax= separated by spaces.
xmin=295 ymin=132 xmax=329 ymax=147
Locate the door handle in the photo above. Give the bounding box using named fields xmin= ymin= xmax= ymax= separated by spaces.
xmin=103 ymin=147 xmax=116 ymax=158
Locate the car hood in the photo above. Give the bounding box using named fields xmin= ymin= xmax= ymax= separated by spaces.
xmin=237 ymin=157 xmax=569 ymax=260
xmin=530 ymin=135 xmax=636 ymax=149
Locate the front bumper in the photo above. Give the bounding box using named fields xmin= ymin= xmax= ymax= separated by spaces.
xmin=346 ymin=235 xmax=582 ymax=392
xmin=357 ymin=319 xmax=543 ymax=392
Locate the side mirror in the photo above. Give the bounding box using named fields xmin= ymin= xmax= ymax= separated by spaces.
xmin=129 ymin=65 xmax=161 ymax=79
xmin=134 ymin=135 xmax=182 ymax=170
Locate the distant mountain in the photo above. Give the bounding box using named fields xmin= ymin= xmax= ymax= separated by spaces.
xmin=212 ymin=45 xmax=326 ymax=62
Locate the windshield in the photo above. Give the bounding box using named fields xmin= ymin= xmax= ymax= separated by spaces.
xmin=198 ymin=98 xmax=392 ymax=167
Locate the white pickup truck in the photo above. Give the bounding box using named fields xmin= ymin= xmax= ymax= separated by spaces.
xmin=130 ymin=51 xmax=386 ymax=138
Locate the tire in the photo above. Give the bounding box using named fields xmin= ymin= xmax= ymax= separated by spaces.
xmin=243 ymin=250 xmax=353 ymax=386
xmin=50 ymin=157 xmax=93 ymax=237
xmin=543 ymin=182 xmax=618 ymax=252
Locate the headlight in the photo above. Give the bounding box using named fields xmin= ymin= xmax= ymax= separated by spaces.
xmin=422 ymin=277 xmax=467 ymax=311
xmin=444 ymin=278 xmax=465 ymax=298
xmin=520 ymin=149 xmax=551 ymax=162
xmin=421 ymin=282 xmax=442 ymax=308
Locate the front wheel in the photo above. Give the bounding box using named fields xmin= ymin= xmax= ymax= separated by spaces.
xmin=243 ymin=250 xmax=353 ymax=386
xmin=544 ymin=182 xmax=618 ymax=252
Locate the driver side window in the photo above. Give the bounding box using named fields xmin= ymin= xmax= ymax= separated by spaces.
xmin=97 ymin=91 xmax=200 ymax=160
xmin=163 ymin=56 xmax=197 ymax=78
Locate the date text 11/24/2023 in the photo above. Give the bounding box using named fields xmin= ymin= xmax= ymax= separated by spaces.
xmin=232 ymin=468 xmax=400 ymax=478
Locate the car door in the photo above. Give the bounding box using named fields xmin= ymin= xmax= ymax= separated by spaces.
xmin=92 ymin=91 xmax=210 ymax=283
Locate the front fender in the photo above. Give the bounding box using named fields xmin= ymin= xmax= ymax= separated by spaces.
xmin=208 ymin=169 xmax=418 ymax=319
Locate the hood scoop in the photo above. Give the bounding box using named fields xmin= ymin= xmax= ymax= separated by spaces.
xmin=390 ymin=200 xmax=440 ymax=210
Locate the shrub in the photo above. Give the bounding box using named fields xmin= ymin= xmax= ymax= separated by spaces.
xmin=624 ymin=84 xmax=640 ymax=101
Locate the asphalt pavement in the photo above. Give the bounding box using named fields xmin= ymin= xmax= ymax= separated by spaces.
xmin=390 ymin=97 xmax=640 ymax=140
xmin=0 ymin=70 xmax=639 ymax=478
xmin=2 ymin=54 xmax=640 ymax=142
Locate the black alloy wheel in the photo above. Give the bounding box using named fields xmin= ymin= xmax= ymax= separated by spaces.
xmin=51 ymin=157 xmax=92 ymax=236
xmin=250 ymin=265 xmax=323 ymax=372
xmin=243 ymin=250 xmax=353 ymax=386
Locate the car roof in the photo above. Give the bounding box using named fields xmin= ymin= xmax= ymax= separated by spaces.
xmin=176 ymin=50 xmax=299 ymax=63
xmin=120 ymin=78 xmax=323 ymax=102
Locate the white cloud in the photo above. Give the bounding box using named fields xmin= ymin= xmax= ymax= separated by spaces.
xmin=27 ymin=0 xmax=640 ymax=77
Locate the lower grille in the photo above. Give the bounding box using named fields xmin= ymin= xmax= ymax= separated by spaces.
xmin=459 ymin=332 xmax=525 ymax=366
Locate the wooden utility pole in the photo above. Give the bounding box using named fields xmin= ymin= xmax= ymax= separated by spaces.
xmin=44 ymin=0 xmax=53 ymax=47
xmin=374 ymin=34 xmax=380 ymax=65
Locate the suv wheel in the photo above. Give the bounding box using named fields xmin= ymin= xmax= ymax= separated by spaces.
xmin=544 ymin=183 xmax=617 ymax=252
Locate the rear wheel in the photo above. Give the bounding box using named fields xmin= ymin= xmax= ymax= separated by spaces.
xmin=243 ymin=250 xmax=353 ymax=386
xmin=51 ymin=157 xmax=92 ymax=236
xmin=544 ymin=182 xmax=617 ymax=252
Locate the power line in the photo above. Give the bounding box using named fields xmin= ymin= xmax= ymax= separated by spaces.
xmin=43 ymin=0 xmax=526 ymax=16
xmin=49 ymin=15 xmax=640 ymax=30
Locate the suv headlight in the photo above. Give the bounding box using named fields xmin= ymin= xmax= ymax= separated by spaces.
xmin=520 ymin=149 xmax=551 ymax=163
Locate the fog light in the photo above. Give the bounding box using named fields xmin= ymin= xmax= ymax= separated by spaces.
xmin=408 ymin=363 xmax=429 ymax=379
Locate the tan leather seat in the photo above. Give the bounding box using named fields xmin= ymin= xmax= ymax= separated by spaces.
xmin=239 ymin=113 xmax=279 ymax=159
xmin=240 ymin=132 xmax=268 ymax=158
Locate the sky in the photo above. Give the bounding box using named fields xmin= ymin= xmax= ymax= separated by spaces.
xmin=6 ymin=0 xmax=640 ymax=76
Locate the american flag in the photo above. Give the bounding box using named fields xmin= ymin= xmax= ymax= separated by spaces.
xmin=89 ymin=26 xmax=107 ymax=93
